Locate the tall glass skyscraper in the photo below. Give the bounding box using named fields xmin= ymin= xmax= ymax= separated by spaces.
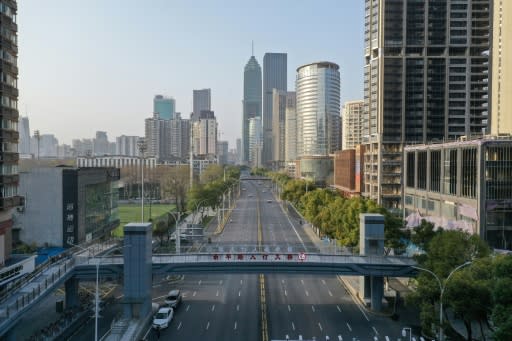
xmin=193 ymin=89 xmax=211 ymax=121
xmin=242 ymin=55 xmax=262 ymax=163
xmin=296 ymin=62 xmax=341 ymax=157
xmin=153 ymin=95 xmax=176 ymax=120
xmin=262 ymin=53 xmax=287 ymax=165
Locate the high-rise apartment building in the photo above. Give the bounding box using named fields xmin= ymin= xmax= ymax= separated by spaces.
xmin=342 ymin=100 xmax=364 ymax=150
xmin=93 ymin=131 xmax=109 ymax=155
xmin=193 ymin=110 xmax=217 ymax=156
xmin=262 ymin=53 xmax=287 ymax=165
xmin=145 ymin=112 xmax=191 ymax=161
xmin=296 ymin=62 xmax=341 ymax=157
xmin=153 ymin=95 xmax=176 ymax=120
xmin=0 ymin=0 xmax=21 ymax=263
xmin=363 ymin=0 xmax=491 ymax=209
xmin=169 ymin=113 xmax=190 ymax=160
xmin=491 ymin=0 xmax=512 ymax=134
xmin=18 ymin=116 xmax=30 ymax=155
xmin=285 ymin=92 xmax=297 ymax=162
xmin=242 ymin=55 xmax=262 ymax=163
xmin=116 ymin=135 xmax=141 ymax=156
xmin=236 ymin=138 xmax=242 ymax=165
xmin=192 ymin=89 xmax=211 ymax=121
xmin=217 ymin=141 xmax=229 ymax=165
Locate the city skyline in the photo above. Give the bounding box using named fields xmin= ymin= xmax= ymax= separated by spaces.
xmin=17 ymin=0 xmax=364 ymax=148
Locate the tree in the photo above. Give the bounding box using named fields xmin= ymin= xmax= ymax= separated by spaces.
xmin=153 ymin=220 xmax=169 ymax=246
xmin=410 ymin=219 xmax=441 ymax=252
xmin=160 ymin=165 xmax=189 ymax=213
xmin=491 ymin=254 xmax=512 ymax=340
xmin=200 ymin=164 xmax=224 ymax=184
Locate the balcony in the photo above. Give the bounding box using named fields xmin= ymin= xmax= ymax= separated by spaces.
xmin=0 ymin=196 xmax=23 ymax=211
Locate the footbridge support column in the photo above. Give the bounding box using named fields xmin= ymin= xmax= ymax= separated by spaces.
xmin=123 ymin=222 xmax=152 ymax=319
xmin=65 ymin=277 xmax=80 ymax=308
xmin=359 ymin=213 xmax=385 ymax=312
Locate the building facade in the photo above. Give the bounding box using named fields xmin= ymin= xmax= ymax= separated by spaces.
xmin=490 ymin=0 xmax=512 ymax=134
xmin=76 ymin=155 xmax=156 ymax=169
xmin=285 ymin=92 xmax=297 ymax=162
xmin=333 ymin=146 xmax=364 ymax=198
xmin=248 ymin=117 xmax=262 ymax=168
xmin=193 ymin=110 xmax=217 ymax=156
xmin=192 ymin=89 xmax=211 ymax=121
xmin=18 ymin=116 xmax=30 ymax=155
xmin=242 ymin=55 xmax=262 ymax=163
xmin=153 ymin=95 xmax=175 ymax=120
xmin=363 ymin=0 xmax=491 ymax=210
xmin=216 ymin=141 xmax=228 ymax=165
xmin=342 ymin=100 xmax=364 ymax=150
xmin=93 ymin=131 xmax=109 ymax=156
xmin=0 ymin=0 xmax=21 ymax=265
xmin=116 ymin=135 xmax=141 ymax=157
xmin=404 ymin=137 xmax=512 ymax=250
xmin=271 ymin=89 xmax=287 ymax=169
xmin=262 ymin=53 xmax=287 ymax=165
xmin=16 ymin=167 xmax=120 ymax=247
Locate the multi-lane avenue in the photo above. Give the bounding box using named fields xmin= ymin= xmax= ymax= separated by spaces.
xmin=144 ymin=179 xmax=417 ymax=341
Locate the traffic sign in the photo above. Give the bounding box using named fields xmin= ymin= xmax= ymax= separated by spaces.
xmin=298 ymin=252 xmax=306 ymax=261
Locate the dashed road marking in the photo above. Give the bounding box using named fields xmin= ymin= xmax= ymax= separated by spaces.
xmin=211 ymin=304 xmax=215 ymax=312
xmin=219 ymin=280 xmax=223 ymax=285
xmin=199 ymin=280 xmax=202 ymax=285
xmin=322 ymin=280 xmax=326 ymax=285
xmin=216 ymin=290 xmax=219 ymax=297
xmin=284 ymin=290 xmax=288 ymax=296
xmin=318 ymin=322 xmax=323 ymax=332
xmin=238 ymin=290 xmax=241 ymax=297
xmin=177 ymin=322 xmax=182 ymax=330
xmin=372 ymin=326 xmax=379 ymax=335
xmin=288 ymin=305 xmax=291 ymax=312
xmin=186 ymin=305 xmax=190 ymax=312
xmin=346 ymin=323 xmax=352 ymax=332
xmin=301 ymin=279 xmax=305 ymax=285
xmin=236 ymin=304 xmax=240 ymax=311
xmin=337 ymin=305 xmax=342 ymax=313
xmin=281 ymin=279 xmax=285 ymax=284
xmin=291 ymin=322 xmax=295 ymax=331
xmin=153 ymin=284 xmax=161 ymax=288
xmin=328 ymin=290 xmax=333 ymax=297
xmin=193 ymin=291 xmax=197 ymax=297
xmin=311 ymin=305 xmax=316 ymax=312
xmin=305 ymin=290 xmax=309 ymax=296
xmin=240 ymin=279 xmax=243 ymax=285
xmin=234 ymin=321 xmax=237 ymax=330
xmin=206 ymin=321 xmax=210 ymax=330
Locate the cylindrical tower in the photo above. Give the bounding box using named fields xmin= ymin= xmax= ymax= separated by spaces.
xmin=296 ymin=62 xmax=341 ymax=157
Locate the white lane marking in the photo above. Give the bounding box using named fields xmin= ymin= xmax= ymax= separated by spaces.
xmin=287 ymin=305 xmax=291 ymax=312
xmin=153 ymin=284 xmax=161 ymax=288
xmin=318 ymin=322 xmax=323 ymax=332
xmin=385 ymin=336 xmax=390 ymax=341
xmin=240 ymin=279 xmax=243 ymax=285
xmin=311 ymin=305 xmax=315 ymax=312
xmin=116 ymin=294 xmax=124 ymax=299
xmin=338 ymin=336 xmax=343 ymax=341
xmin=216 ymin=290 xmax=219 ymax=297
xmin=234 ymin=321 xmax=237 ymax=330
xmin=193 ymin=291 xmax=197 ymax=297
xmin=356 ymin=300 xmax=370 ymax=321
xmin=336 ymin=305 xmax=342 ymax=313
xmin=298 ymin=335 xmax=303 ymax=340
xmin=238 ymin=290 xmax=241 ymax=297
xmin=219 ymin=280 xmax=223 ymax=285
xmin=346 ymin=323 xmax=352 ymax=332
xmin=206 ymin=321 xmax=210 ymax=330
xmin=282 ymin=205 xmax=306 ymax=248
xmin=199 ymin=280 xmax=202 ymax=285
xmin=177 ymin=321 xmax=182 ymax=330
xmin=305 ymin=290 xmax=309 ymax=296
xmin=322 ymin=280 xmax=326 ymax=285
xmin=281 ymin=279 xmax=285 ymax=284
xmin=186 ymin=305 xmax=190 ymax=312
xmin=372 ymin=326 xmax=379 ymax=335
xmin=291 ymin=322 xmax=296 ymax=331
xmin=328 ymin=290 xmax=333 ymax=297
xmin=152 ymin=295 xmax=166 ymax=301
xmin=211 ymin=304 xmax=215 ymax=312
xmin=301 ymin=279 xmax=305 ymax=285
xmin=284 ymin=290 xmax=288 ymax=296
xmin=236 ymin=304 xmax=240 ymax=311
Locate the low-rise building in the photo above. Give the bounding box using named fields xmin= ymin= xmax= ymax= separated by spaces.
xmin=14 ymin=167 xmax=120 ymax=248
xmin=333 ymin=145 xmax=364 ymax=198
xmin=404 ymin=136 xmax=512 ymax=250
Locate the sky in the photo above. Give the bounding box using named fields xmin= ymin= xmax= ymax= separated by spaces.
xmin=18 ymin=0 xmax=365 ymax=148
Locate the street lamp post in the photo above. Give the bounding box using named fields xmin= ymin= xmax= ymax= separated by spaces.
xmin=412 ymin=261 xmax=472 ymax=341
xmin=137 ymin=138 xmax=147 ymax=223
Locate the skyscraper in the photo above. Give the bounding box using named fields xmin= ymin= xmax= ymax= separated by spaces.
xmin=296 ymin=62 xmax=341 ymax=157
xmin=341 ymin=100 xmax=364 ymax=150
xmin=272 ymin=90 xmax=293 ymax=169
xmin=262 ymin=53 xmax=287 ymax=165
xmin=491 ymin=0 xmax=512 ymax=134
xmin=193 ymin=110 xmax=217 ymax=156
xmin=285 ymin=92 xmax=297 ymax=162
xmin=153 ymin=95 xmax=176 ymax=120
xmin=0 ymin=0 xmax=21 ymax=263
xmin=193 ymin=89 xmax=211 ymax=121
xmin=116 ymin=135 xmax=141 ymax=156
xmin=249 ymin=117 xmax=263 ymax=167
xmin=19 ymin=116 xmax=31 ymax=155
xmin=242 ymin=54 xmax=262 ymax=163
xmin=363 ymin=0 xmax=491 ymax=209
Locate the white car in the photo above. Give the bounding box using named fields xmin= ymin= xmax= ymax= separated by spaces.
xmin=153 ymin=307 xmax=174 ymax=329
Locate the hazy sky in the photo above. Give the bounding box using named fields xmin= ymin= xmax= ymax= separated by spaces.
xmin=18 ymin=0 xmax=364 ymax=148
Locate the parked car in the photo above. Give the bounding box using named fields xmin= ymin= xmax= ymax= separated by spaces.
xmin=165 ymin=289 xmax=182 ymax=308
xmin=152 ymin=307 xmax=174 ymax=329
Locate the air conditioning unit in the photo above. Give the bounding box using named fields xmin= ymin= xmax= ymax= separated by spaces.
xmin=16 ymin=206 xmax=25 ymax=213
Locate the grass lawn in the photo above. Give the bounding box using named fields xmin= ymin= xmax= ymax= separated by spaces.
xmin=112 ymin=203 xmax=175 ymax=237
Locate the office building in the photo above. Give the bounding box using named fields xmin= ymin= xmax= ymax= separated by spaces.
xmin=153 ymin=95 xmax=176 ymax=120
xmin=272 ymin=90 xmax=294 ymax=169
xmin=404 ymin=136 xmax=512 ymax=250
xmin=242 ymin=54 xmax=262 ymax=163
xmin=169 ymin=113 xmax=190 ymax=160
xmin=30 ymin=134 xmax=58 ymax=158
xmin=236 ymin=138 xmax=242 ymax=165
xmin=342 ymin=100 xmax=364 ymax=150
xmin=93 ymin=131 xmax=109 ymax=155
xmin=217 ymin=141 xmax=229 ymax=165
xmin=363 ymin=0 xmax=491 ymax=209
xmin=333 ymin=146 xmax=364 ymax=198
xmin=0 ymin=0 xmax=22 ymax=264
xmin=296 ymin=62 xmax=340 ymax=183
xmin=262 ymin=53 xmax=287 ymax=165
xmin=193 ymin=89 xmax=211 ymax=121
xmin=491 ymin=0 xmax=512 ymax=134
xmin=249 ymin=117 xmax=262 ymax=168
xmin=72 ymin=138 xmax=93 ymax=157
xmin=285 ymin=92 xmax=297 ymax=162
